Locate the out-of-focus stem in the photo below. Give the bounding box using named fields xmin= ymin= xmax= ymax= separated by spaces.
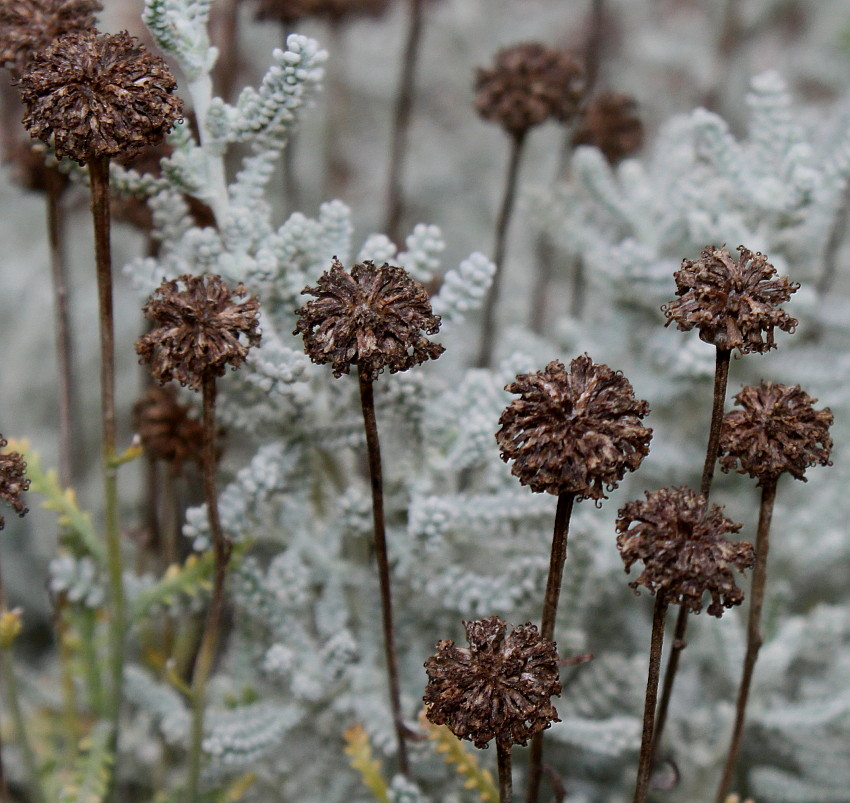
xmin=324 ymin=22 xmax=350 ymax=200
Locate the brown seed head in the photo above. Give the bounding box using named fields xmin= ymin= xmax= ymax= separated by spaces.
xmin=719 ymin=381 xmax=833 ymax=485
xmin=133 ymin=385 xmax=206 ymax=473
xmin=0 ymin=436 xmax=30 ymax=530
xmin=0 ymin=0 xmax=101 ymax=76
xmin=663 ymin=245 xmax=799 ymax=355
xmin=17 ymin=29 xmax=184 ymax=165
xmin=616 ymin=486 xmax=754 ymax=617
xmin=474 ymin=42 xmax=584 ymax=136
xmin=423 ymin=616 xmax=561 ymax=749
xmin=571 ymin=91 xmax=644 ymax=164
xmin=294 ymin=258 xmax=444 ymax=381
xmin=496 ymin=355 xmax=652 ymax=500
xmin=137 ymin=274 xmax=261 ymax=391
xmin=253 ymin=0 xmax=390 ymax=23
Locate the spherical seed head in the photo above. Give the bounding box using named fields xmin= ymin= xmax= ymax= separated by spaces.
xmin=616 ymin=487 xmax=755 ymax=617
xmin=474 ymin=42 xmax=584 ymax=136
xmin=571 ymin=91 xmax=644 ymax=165
xmin=663 ymin=245 xmax=799 ymax=355
xmin=294 ymin=259 xmax=445 ymax=381
xmin=17 ymin=29 xmax=184 ymax=165
xmin=137 ymin=274 xmax=261 ymax=391
xmin=719 ymin=381 xmax=833 ymax=485
xmin=496 ymin=355 xmax=652 ymax=500
xmin=0 ymin=0 xmax=102 ymax=76
xmin=133 ymin=385 xmax=205 ymax=473
xmin=0 ymin=436 xmax=30 ymax=530
xmin=423 ymin=617 xmax=561 ymax=749
xmin=254 ymin=0 xmax=390 ymax=23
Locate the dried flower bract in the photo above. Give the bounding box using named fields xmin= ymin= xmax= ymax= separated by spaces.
xmin=616 ymin=487 xmax=754 ymax=617
xmin=475 ymin=42 xmax=584 ymax=136
xmin=663 ymin=245 xmax=799 ymax=354
xmin=18 ymin=29 xmax=183 ymax=165
xmin=137 ymin=274 xmax=261 ymax=391
xmin=294 ymin=258 xmax=444 ymax=380
xmin=423 ymin=616 xmax=561 ymax=748
xmin=0 ymin=436 xmax=30 ymax=529
xmin=572 ymin=91 xmax=644 ymax=164
xmin=719 ymin=381 xmax=833 ymax=484
xmin=0 ymin=0 xmax=101 ymax=76
xmin=496 ymin=355 xmax=652 ymax=500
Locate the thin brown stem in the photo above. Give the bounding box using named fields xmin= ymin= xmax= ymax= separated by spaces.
xmin=0 ymin=564 xmax=9 ymax=803
xmin=497 ymin=741 xmax=513 ymax=803
xmin=584 ymin=0 xmax=606 ymax=94
xmin=634 ymin=594 xmax=669 ymax=803
xmin=213 ymin=0 xmax=241 ymax=102
xmin=357 ymin=368 xmax=410 ymax=777
xmin=652 ymin=347 xmax=731 ymax=758
xmin=525 ymin=492 xmax=575 ymax=803
xmin=324 ymin=22 xmax=350 ymax=200
xmin=476 ymin=131 xmax=527 ymax=367
xmin=714 ymin=478 xmax=777 ymax=803
xmin=46 ymin=166 xmax=74 ymax=488
xmin=384 ymin=0 xmax=425 ymax=245
xmin=281 ymin=23 xmax=300 ymax=214
xmin=817 ymin=177 xmax=850 ymax=298
xmin=186 ymin=376 xmax=231 ymax=802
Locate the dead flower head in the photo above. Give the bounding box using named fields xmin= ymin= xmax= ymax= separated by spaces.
xmin=475 ymin=42 xmax=584 ymax=136
xmin=0 ymin=436 xmax=30 ymax=530
xmin=137 ymin=274 xmax=261 ymax=391
xmin=294 ymin=258 xmax=444 ymax=381
xmin=496 ymin=355 xmax=652 ymax=501
xmin=254 ymin=0 xmax=390 ymax=23
xmin=571 ymin=91 xmax=644 ymax=165
xmin=616 ymin=486 xmax=754 ymax=617
xmin=18 ymin=29 xmax=183 ymax=165
xmin=720 ymin=381 xmax=833 ymax=485
xmin=423 ymin=616 xmax=561 ymax=749
xmin=0 ymin=0 xmax=102 ymax=76
xmin=133 ymin=385 xmax=206 ymax=473
xmin=663 ymin=245 xmax=799 ymax=354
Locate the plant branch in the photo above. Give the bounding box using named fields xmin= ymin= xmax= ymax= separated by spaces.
xmin=497 ymin=741 xmax=513 ymax=803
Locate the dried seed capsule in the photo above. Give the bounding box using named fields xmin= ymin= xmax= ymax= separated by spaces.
xmin=0 ymin=436 xmax=30 ymax=530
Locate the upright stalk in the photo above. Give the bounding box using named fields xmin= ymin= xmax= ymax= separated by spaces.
xmin=497 ymin=741 xmax=513 ymax=803
xmin=476 ymin=131 xmax=527 ymax=367
xmin=186 ymin=376 xmax=231 ymax=802
xmin=384 ymin=0 xmax=426 ymax=245
xmin=357 ymin=368 xmax=410 ymax=777
xmin=280 ymin=24 xmax=301 ymax=214
xmin=525 ymin=492 xmax=575 ymax=803
xmin=713 ymin=478 xmax=777 ymax=803
xmin=653 ymin=347 xmax=730 ymax=755
xmin=634 ymin=594 xmax=669 ymax=803
xmin=88 ymin=156 xmax=125 ymax=753
xmin=324 ymin=22 xmax=350 ymax=200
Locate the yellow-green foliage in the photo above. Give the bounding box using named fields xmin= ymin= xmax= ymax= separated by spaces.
xmin=343 ymin=724 xmax=389 ymax=802
xmin=56 ymin=722 xmax=114 ymax=803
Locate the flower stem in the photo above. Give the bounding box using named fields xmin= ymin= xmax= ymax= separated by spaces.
xmin=384 ymin=0 xmax=426 ymax=245
xmin=634 ymin=594 xmax=669 ymax=803
xmin=476 ymin=130 xmax=527 ymax=367
xmin=89 ymin=156 xmax=125 ymax=768
xmin=525 ymin=491 xmax=575 ymax=803
xmin=186 ymin=376 xmax=231 ymax=802
xmin=713 ymin=478 xmax=777 ymax=803
xmin=357 ymin=368 xmax=410 ymax=777
xmin=653 ymin=346 xmax=731 ymax=756
xmin=497 ymin=741 xmax=513 ymax=803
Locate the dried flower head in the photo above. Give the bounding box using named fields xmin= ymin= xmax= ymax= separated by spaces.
xmin=253 ymin=0 xmax=390 ymax=23
xmin=0 ymin=0 xmax=102 ymax=76
xmin=571 ymin=91 xmax=644 ymax=164
xmin=496 ymin=355 xmax=652 ymax=500
xmin=137 ymin=274 xmax=261 ymax=391
xmin=133 ymin=385 xmax=206 ymax=473
xmin=616 ymin=487 xmax=754 ymax=617
xmin=719 ymin=381 xmax=833 ymax=484
xmin=423 ymin=616 xmax=561 ymax=749
xmin=663 ymin=245 xmax=799 ymax=354
xmin=474 ymin=42 xmax=584 ymax=136
xmin=17 ymin=29 xmax=184 ymax=165
xmin=294 ymin=258 xmax=444 ymax=381
xmin=0 ymin=436 xmax=30 ymax=530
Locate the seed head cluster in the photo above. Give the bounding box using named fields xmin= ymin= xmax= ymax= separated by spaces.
xmin=294 ymin=259 xmax=444 ymax=381
xmin=720 ymin=381 xmax=833 ymax=485
xmin=423 ymin=617 xmax=561 ymax=749
xmin=17 ymin=29 xmax=183 ymax=165
xmin=572 ymin=91 xmax=644 ymax=165
xmin=616 ymin=487 xmax=754 ymax=617
xmin=0 ymin=436 xmax=30 ymax=530
xmin=474 ymin=42 xmax=584 ymax=136
xmin=496 ymin=355 xmax=652 ymax=500
xmin=663 ymin=245 xmax=799 ymax=354
xmin=137 ymin=274 xmax=261 ymax=391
